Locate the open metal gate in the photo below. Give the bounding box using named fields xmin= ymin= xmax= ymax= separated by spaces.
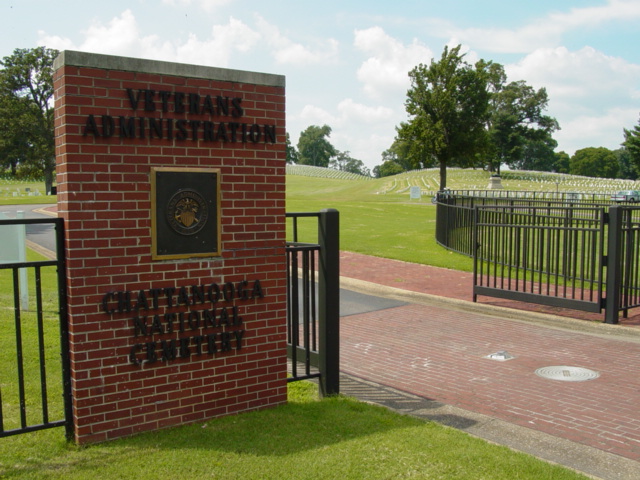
xmin=285 ymin=209 xmax=340 ymax=397
xmin=473 ymin=205 xmax=607 ymax=313
xmin=0 ymin=217 xmax=72 ymax=439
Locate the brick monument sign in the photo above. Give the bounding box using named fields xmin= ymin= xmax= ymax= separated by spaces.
xmin=53 ymin=51 xmax=287 ymax=444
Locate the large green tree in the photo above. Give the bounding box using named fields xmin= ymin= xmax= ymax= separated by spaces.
xmin=373 ymin=160 xmax=405 ymax=178
xmin=623 ymin=116 xmax=640 ymax=170
xmin=391 ymin=123 xmax=439 ymax=173
xmin=569 ymin=147 xmax=619 ymax=179
xmin=296 ymin=125 xmax=337 ymax=168
xmin=399 ymin=45 xmax=490 ymax=190
xmin=0 ymin=94 xmax=33 ymax=175
xmin=0 ymin=47 xmax=58 ymax=193
xmin=510 ymin=136 xmax=558 ymax=172
xmin=483 ymin=64 xmax=559 ymax=173
xmin=616 ymin=147 xmax=638 ymax=180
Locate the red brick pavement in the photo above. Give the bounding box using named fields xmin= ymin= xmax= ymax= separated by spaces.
xmin=339 ymin=251 xmax=640 ymax=462
xmin=339 ymin=251 xmax=640 ymax=327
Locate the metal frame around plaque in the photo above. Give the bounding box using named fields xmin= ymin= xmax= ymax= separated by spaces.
xmin=151 ymin=167 xmax=221 ymax=260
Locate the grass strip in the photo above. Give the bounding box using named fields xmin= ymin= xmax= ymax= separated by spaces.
xmin=0 ymin=381 xmax=587 ymax=480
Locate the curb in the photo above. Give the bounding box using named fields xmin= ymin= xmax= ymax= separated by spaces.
xmin=340 ymin=275 xmax=640 ymax=344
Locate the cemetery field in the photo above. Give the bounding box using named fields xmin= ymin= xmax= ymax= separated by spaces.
xmin=0 ymin=180 xmax=55 ymax=205
xmin=286 ymin=168 xmax=470 ymax=271
xmin=286 ymin=166 xmax=640 ymax=272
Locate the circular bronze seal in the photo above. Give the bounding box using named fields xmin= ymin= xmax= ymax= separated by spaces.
xmin=166 ymin=189 xmax=208 ymax=235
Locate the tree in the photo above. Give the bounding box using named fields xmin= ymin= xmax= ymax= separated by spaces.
xmin=285 ymin=132 xmax=298 ymax=164
xmin=373 ymin=160 xmax=405 ymax=178
xmin=484 ymin=72 xmax=559 ymax=173
xmin=0 ymin=94 xmax=33 ymax=175
xmin=623 ymin=116 xmax=640 ymax=170
xmin=296 ymin=125 xmax=337 ymax=168
xmin=400 ymin=45 xmax=490 ymax=190
xmin=553 ymin=151 xmax=570 ymax=174
xmin=510 ymin=136 xmax=558 ymax=172
xmin=383 ymin=131 xmax=437 ymax=173
xmin=615 ymin=147 xmax=638 ymax=180
xmin=330 ymin=150 xmax=370 ymax=176
xmin=569 ymin=147 xmax=619 ymax=179
xmin=0 ymin=47 xmax=58 ymax=193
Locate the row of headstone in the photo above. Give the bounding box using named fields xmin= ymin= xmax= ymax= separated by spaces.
xmin=0 ymin=188 xmax=43 ymax=197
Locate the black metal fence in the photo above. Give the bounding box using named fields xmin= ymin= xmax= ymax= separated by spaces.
xmin=473 ymin=205 xmax=606 ymax=313
xmin=435 ymin=191 xmax=640 ymax=324
xmin=0 ymin=217 xmax=72 ymax=439
xmin=286 ymin=209 xmax=340 ymax=396
xmin=605 ymin=206 xmax=640 ymax=323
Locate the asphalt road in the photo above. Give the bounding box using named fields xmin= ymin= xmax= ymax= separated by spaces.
xmin=0 ymin=204 xmax=57 ymax=254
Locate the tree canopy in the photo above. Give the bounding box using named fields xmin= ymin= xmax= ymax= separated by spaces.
xmin=569 ymin=147 xmax=619 ymax=179
xmin=623 ymin=116 xmax=640 ymax=172
xmin=330 ymin=150 xmax=370 ymax=176
xmin=483 ymin=62 xmax=559 ymax=173
xmin=296 ymin=125 xmax=337 ymax=168
xmin=398 ymin=45 xmax=490 ymax=190
xmin=387 ymin=46 xmax=560 ymax=183
xmin=0 ymin=46 xmax=58 ymax=192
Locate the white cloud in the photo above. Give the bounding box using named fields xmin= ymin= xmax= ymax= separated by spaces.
xmin=555 ymin=106 xmax=638 ymax=155
xmin=506 ymin=46 xmax=640 ymax=155
xmin=297 ymin=104 xmax=338 ymax=126
xmin=38 ymin=10 xmax=260 ymax=67
xmin=450 ymin=0 xmax=640 ymax=54
xmin=254 ymin=15 xmax=339 ymax=65
xmin=337 ymin=99 xmax=394 ymax=124
xmin=507 ymin=46 xmax=640 ymax=114
xmin=354 ymin=26 xmax=432 ymax=99
xmin=297 ymin=98 xmax=395 ymax=129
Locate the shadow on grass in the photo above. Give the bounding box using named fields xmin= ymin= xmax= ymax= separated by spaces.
xmin=107 ymin=395 xmax=425 ymax=456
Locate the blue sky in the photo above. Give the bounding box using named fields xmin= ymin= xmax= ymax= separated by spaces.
xmin=2 ymin=0 xmax=639 ymax=171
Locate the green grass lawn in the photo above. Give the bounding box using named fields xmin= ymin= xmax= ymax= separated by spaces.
xmin=0 ymin=381 xmax=588 ymax=480
xmin=286 ymin=174 xmax=473 ymax=271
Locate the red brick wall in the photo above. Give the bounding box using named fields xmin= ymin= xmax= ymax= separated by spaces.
xmin=53 ymin=51 xmax=287 ymax=444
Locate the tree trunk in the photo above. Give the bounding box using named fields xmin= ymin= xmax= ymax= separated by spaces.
xmin=439 ymin=160 xmax=447 ymax=191
xmin=44 ymin=156 xmax=54 ymax=195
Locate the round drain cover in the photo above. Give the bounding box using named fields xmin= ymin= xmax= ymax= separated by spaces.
xmin=535 ymin=366 xmax=600 ymax=382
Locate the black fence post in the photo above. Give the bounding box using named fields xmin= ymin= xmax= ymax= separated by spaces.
xmin=318 ymin=209 xmax=339 ymax=396
xmin=55 ymin=218 xmax=74 ymax=440
xmin=605 ymin=206 xmax=622 ymax=324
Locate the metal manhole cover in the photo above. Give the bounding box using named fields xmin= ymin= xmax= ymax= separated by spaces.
xmin=485 ymin=351 xmax=515 ymax=361
xmin=535 ymin=366 xmax=600 ymax=382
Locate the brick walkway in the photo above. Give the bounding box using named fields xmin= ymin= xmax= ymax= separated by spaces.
xmin=338 ymin=251 xmax=640 ymax=464
xmin=339 ymin=251 xmax=640 ymax=326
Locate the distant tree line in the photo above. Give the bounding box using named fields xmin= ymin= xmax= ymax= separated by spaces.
xmin=286 ymin=125 xmax=371 ymax=177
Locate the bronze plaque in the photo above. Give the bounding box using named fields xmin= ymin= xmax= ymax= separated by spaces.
xmin=151 ymin=167 xmax=221 ymax=260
